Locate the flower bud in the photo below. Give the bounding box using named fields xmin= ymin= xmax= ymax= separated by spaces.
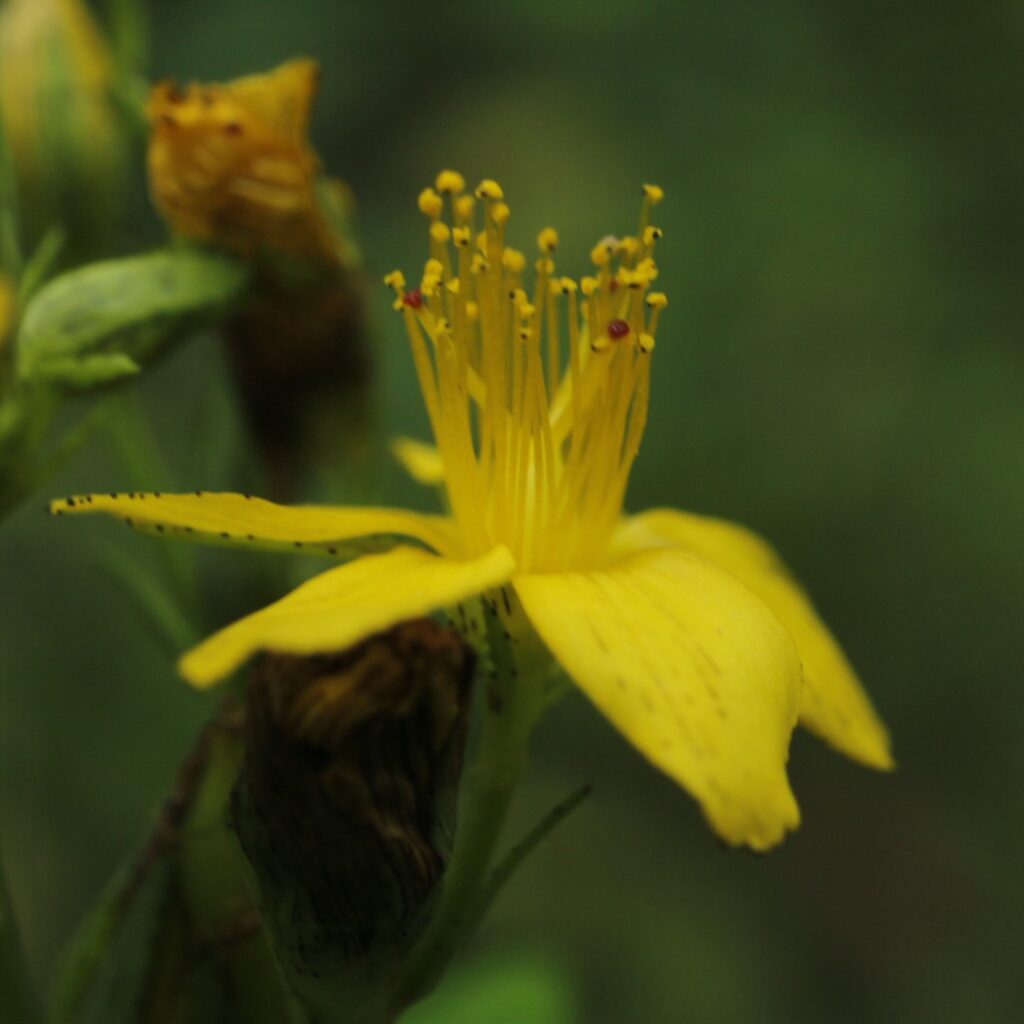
xmin=0 ymin=0 xmax=126 ymax=254
xmin=230 ymin=620 xmax=474 ymax=1013
xmin=0 ymin=272 xmax=15 ymax=373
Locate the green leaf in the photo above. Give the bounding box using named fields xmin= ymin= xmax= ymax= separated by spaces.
xmin=0 ymin=854 xmax=40 ymax=1024
xmin=16 ymin=247 xmax=248 ymax=392
xmin=51 ymin=856 xmax=175 ymax=1024
xmin=31 ymin=353 xmax=140 ymax=389
xmin=51 ymin=717 xmax=300 ymax=1024
xmin=404 ymin=952 xmax=580 ymax=1024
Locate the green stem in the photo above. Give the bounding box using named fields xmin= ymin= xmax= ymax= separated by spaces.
xmin=176 ymin=722 xmax=302 ymax=1024
xmin=0 ymin=851 xmax=40 ymax=1024
xmin=391 ymin=591 xmax=544 ymax=1013
xmin=468 ymin=784 xmax=591 ymax=937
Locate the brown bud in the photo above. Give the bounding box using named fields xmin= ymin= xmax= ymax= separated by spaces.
xmin=230 ymin=620 xmax=474 ymax=997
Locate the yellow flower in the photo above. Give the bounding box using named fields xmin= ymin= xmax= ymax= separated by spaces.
xmin=146 ymin=59 xmax=337 ymax=261
xmin=53 ymin=173 xmax=892 ymax=850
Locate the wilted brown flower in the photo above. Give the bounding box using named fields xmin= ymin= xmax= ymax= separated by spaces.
xmin=147 ymin=59 xmax=339 ymax=263
xmin=231 ymin=619 xmax=475 ymax=1001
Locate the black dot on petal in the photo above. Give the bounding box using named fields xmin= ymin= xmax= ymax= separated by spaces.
xmin=327 ymin=547 xmax=338 ymax=555
xmin=155 ymin=525 xmax=164 ymax=533
xmin=220 ymin=532 xmax=229 ymax=539
xmin=67 ymin=498 xmax=76 ymax=507
xmin=185 ymin=527 xmax=194 ymax=533
xmin=247 ymin=534 xmax=255 ymax=540
xmin=195 ymin=490 xmax=203 ymax=497
xmin=294 ymin=541 xmax=303 ymax=548
xmin=154 ymin=492 xmax=161 ymax=498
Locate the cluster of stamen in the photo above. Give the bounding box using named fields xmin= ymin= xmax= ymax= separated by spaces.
xmin=386 ymin=171 xmax=667 ymax=572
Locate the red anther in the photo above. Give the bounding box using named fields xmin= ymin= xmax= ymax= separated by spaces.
xmin=403 ymin=289 xmax=424 ymax=309
xmin=607 ymin=318 xmax=630 ymax=339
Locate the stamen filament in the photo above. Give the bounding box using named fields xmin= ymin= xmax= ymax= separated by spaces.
xmin=387 ymin=175 xmax=666 ymax=571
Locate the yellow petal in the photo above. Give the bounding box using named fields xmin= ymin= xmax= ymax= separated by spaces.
xmin=616 ymin=509 xmax=893 ymax=770
xmin=181 ymin=544 xmax=514 ymax=688
xmin=51 ymin=492 xmax=460 ymax=557
xmin=514 ymin=549 xmax=802 ymax=850
xmin=391 ymin=437 xmax=445 ymax=487
xmin=225 ymin=58 xmax=320 ymax=142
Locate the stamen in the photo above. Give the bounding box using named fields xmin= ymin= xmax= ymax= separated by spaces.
xmin=418 ymin=188 xmax=443 ymax=218
xmin=389 ymin=172 xmax=666 ymax=571
xmin=436 ymin=169 xmax=466 ymax=194
xmin=475 ymin=179 xmax=504 ymax=200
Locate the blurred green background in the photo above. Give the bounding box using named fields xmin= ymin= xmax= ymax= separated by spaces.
xmin=2 ymin=0 xmax=1023 ymax=1020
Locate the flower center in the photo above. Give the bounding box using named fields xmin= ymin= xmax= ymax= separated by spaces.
xmin=386 ymin=172 xmax=667 ymax=572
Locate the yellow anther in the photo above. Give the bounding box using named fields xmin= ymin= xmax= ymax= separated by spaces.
xmin=535 ymin=257 xmax=555 ymax=275
xmin=421 ymin=265 xmax=443 ymax=294
xmin=424 ymin=258 xmax=444 ymax=277
xmin=591 ymin=333 xmax=611 ymax=352
xmin=430 ymin=221 xmax=452 ymax=244
xmin=435 ymin=169 xmax=466 ymax=194
xmin=476 ymin=230 xmax=488 ymax=252
xmin=640 ymin=258 xmax=659 ymax=281
xmin=502 ymin=248 xmax=526 ymax=274
xmin=510 ymin=287 xmax=529 ymax=307
xmin=491 ymin=201 xmax=511 ymax=226
xmin=638 ymin=333 xmax=656 ymax=353
xmin=383 ymin=270 xmax=406 ymax=289
xmin=580 ymin=276 xmax=599 ymax=296
xmin=452 ymin=226 xmax=471 ymax=247
xmin=418 ymin=187 xmax=443 ymax=217
xmin=560 ymin=276 xmax=578 ymax=294
xmin=445 ymin=277 xmax=461 ymax=294
xmin=465 ymin=301 xmax=479 ymax=319
xmin=590 ymin=236 xmax=616 ymax=266
xmin=537 ymin=227 xmax=559 ymax=252
xmin=454 ymin=195 xmax=476 ymax=221
xmin=643 ymin=226 xmax=664 ymax=246
xmin=617 ymin=235 xmax=640 ymax=259
xmin=475 ymin=179 xmax=504 ymax=200
xmin=471 ymin=253 xmax=489 ymax=274
xmin=642 ymin=183 xmax=665 ymax=204
xmin=645 ymin=292 xmax=668 ymax=308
